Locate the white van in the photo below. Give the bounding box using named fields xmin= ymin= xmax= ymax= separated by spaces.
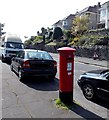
xmin=0 ymin=34 xmax=24 ymax=62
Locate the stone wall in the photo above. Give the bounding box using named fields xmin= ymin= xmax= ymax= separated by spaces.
xmin=74 ymin=46 xmax=108 ymax=60
xmin=33 ymin=44 xmax=108 ymax=61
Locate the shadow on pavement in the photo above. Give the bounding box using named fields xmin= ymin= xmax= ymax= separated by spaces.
xmin=3 ymin=60 xmax=11 ymax=65
xmin=22 ymin=77 xmax=59 ymax=91
xmin=66 ymin=102 xmax=105 ymax=120
xmin=92 ymin=98 xmax=109 ymax=110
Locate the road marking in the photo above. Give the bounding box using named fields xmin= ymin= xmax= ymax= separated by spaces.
xmin=75 ymin=61 xmax=107 ymax=69
xmin=79 ymin=70 xmax=86 ymax=73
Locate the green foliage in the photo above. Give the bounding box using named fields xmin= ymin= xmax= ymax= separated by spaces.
xmin=55 ymin=99 xmax=68 ymax=110
xmin=46 ymin=42 xmax=56 ymax=46
xmin=46 ymin=41 xmax=66 ymax=47
xmin=74 ymin=35 xmax=108 ymax=47
xmin=63 ymin=30 xmax=74 ymax=40
xmin=53 ymin=27 xmax=63 ymax=40
xmin=72 ymin=15 xmax=89 ymax=36
xmin=56 ymin=42 xmax=66 ymax=47
xmin=33 ymin=36 xmax=43 ymax=43
xmin=78 ymin=39 xmax=86 ymax=45
xmin=24 ymin=40 xmax=32 ymax=46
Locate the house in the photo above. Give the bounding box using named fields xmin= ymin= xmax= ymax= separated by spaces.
xmin=98 ymin=1 xmax=109 ymax=29
xmin=52 ymin=20 xmax=62 ymax=29
xmin=76 ymin=2 xmax=101 ymax=30
xmin=52 ymin=14 xmax=76 ymax=30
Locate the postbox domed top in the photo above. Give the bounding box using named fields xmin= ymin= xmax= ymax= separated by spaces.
xmin=57 ymin=47 xmax=76 ymax=52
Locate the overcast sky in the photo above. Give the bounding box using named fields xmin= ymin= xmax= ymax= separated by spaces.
xmin=0 ymin=0 xmax=108 ymax=38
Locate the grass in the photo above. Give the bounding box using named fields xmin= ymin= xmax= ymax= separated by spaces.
xmin=55 ymin=98 xmax=69 ymax=110
xmin=46 ymin=42 xmax=56 ymax=46
xmin=54 ymin=98 xmax=82 ymax=110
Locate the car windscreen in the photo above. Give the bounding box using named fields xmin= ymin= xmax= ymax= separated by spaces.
xmin=102 ymin=72 xmax=109 ymax=78
xmin=5 ymin=42 xmax=24 ymax=49
xmin=27 ymin=51 xmax=53 ymax=60
xmin=100 ymin=69 xmax=109 ymax=75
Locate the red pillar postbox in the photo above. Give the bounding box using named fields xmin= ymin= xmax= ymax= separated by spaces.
xmin=57 ymin=47 xmax=76 ymax=103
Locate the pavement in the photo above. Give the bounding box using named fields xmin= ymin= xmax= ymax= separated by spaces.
xmin=74 ymin=56 xmax=108 ymax=68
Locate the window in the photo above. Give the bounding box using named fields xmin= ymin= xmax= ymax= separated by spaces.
xmin=5 ymin=42 xmax=24 ymax=49
xmin=100 ymin=9 xmax=106 ymax=22
xmin=17 ymin=51 xmax=25 ymax=58
xmin=86 ymin=13 xmax=90 ymax=17
xmin=63 ymin=20 xmax=68 ymax=26
xmin=27 ymin=51 xmax=52 ymax=60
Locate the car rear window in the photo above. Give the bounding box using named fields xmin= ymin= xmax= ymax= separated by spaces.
xmin=27 ymin=51 xmax=53 ymax=60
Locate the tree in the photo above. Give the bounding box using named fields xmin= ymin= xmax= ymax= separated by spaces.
xmin=30 ymin=36 xmax=36 ymax=41
xmin=52 ymin=27 xmax=63 ymax=41
xmin=48 ymin=31 xmax=53 ymax=39
xmin=41 ymin=27 xmax=47 ymax=44
xmin=41 ymin=27 xmax=47 ymax=35
xmin=37 ymin=31 xmax=40 ymax=36
xmin=24 ymin=39 xmax=32 ymax=48
xmin=72 ymin=15 xmax=89 ymax=36
xmin=64 ymin=30 xmax=75 ymax=40
xmin=46 ymin=27 xmax=53 ymax=40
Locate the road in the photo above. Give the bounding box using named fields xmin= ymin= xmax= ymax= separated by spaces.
xmin=1 ymin=53 xmax=109 ymax=119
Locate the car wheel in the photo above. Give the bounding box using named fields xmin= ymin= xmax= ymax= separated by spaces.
xmin=18 ymin=70 xmax=24 ymax=81
xmin=82 ymin=83 xmax=96 ymax=100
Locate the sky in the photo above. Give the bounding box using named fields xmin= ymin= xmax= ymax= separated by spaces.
xmin=0 ymin=0 xmax=108 ymax=40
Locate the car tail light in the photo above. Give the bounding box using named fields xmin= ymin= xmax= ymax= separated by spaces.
xmin=54 ymin=61 xmax=57 ymax=68
xmin=23 ymin=60 xmax=30 ymax=68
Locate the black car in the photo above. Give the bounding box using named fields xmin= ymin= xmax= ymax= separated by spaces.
xmin=77 ymin=69 xmax=109 ymax=101
xmin=10 ymin=49 xmax=57 ymax=81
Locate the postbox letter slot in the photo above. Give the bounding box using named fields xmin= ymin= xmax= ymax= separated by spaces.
xmin=66 ymin=58 xmax=73 ymax=60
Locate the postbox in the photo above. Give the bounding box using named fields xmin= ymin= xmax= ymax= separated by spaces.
xmin=57 ymin=47 xmax=76 ymax=103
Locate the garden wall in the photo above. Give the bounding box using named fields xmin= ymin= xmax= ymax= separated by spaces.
xmin=33 ymin=44 xmax=108 ymax=61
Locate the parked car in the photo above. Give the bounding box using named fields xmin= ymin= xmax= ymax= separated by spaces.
xmin=10 ymin=49 xmax=57 ymax=81
xmin=77 ymin=69 xmax=109 ymax=101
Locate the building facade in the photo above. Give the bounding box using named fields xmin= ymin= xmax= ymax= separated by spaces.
xmin=52 ymin=14 xmax=75 ymax=30
xmin=98 ymin=1 xmax=109 ymax=29
xmin=77 ymin=3 xmax=101 ymax=30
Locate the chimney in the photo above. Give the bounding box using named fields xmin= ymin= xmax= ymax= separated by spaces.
xmin=98 ymin=2 xmax=101 ymax=8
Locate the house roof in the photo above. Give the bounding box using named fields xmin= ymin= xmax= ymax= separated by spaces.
xmin=102 ymin=1 xmax=109 ymax=6
xmin=52 ymin=14 xmax=75 ymax=26
xmin=52 ymin=20 xmax=62 ymax=26
xmin=78 ymin=5 xmax=98 ymax=15
xmin=62 ymin=14 xmax=75 ymax=20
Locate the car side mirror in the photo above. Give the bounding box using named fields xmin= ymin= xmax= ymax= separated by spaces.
xmin=1 ymin=45 xmax=4 ymax=47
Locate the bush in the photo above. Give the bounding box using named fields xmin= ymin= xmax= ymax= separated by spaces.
xmin=33 ymin=36 xmax=43 ymax=43
xmin=56 ymin=42 xmax=66 ymax=47
xmin=53 ymin=27 xmax=63 ymax=40
xmin=24 ymin=40 xmax=32 ymax=46
xmin=46 ymin=42 xmax=56 ymax=46
xmin=78 ymin=39 xmax=86 ymax=45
